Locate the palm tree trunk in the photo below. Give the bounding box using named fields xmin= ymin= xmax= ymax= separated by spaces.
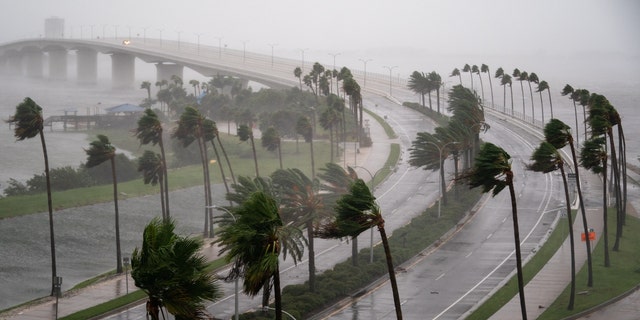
xmin=159 ymin=176 xmax=166 ymax=220
xmin=40 ymin=130 xmax=58 ymax=296
xmin=539 ymin=92 xmax=545 ymax=124
xmin=111 ymin=157 xmax=123 ymax=274
xmin=427 ymin=91 xmax=433 ymax=111
xmin=216 ymin=135 xmax=237 ymax=184
xmin=527 ymin=82 xmax=535 ymax=124
xmin=378 ymin=222 xmax=403 ymax=320
xmin=310 ymin=138 xmax=316 ymax=179
xmin=329 ymin=125 xmax=334 ymax=163
xmin=478 ymin=74 xmax=485 ymax=103
xmin=507 ymin=175 xmax=527 ymax=319
xmin=307 ymin=221 xmax=316 ymax=292
xmin=572 ymin=101 xmax=580 ymax=147
xmin=210 ymin=140 xmax=230 ymax=194
xmin=603 ymin=154 xmax=610 ymax=267
xmin=503 ymin=85 xmax=507 ymax=113
xmin=568 ymin=140 xmax=593 ymax=286
xmin=352 ymin=237 xmax=358 ymax=266
xmin=159 ymin=136 xmax=170 ymax=219
xmin=487 ymin=73 xmax=495 ymax=109
xmin=436 ymin=87 xmax=441 ymax=114
xmin=440 ymin=158 xmax=447 ymax=206
xmin=250 ymin=133 xmax=260 ymax=177
xmin=274 ymin=265 xmax=283 ymax=320
xmin=509 ymin=86 xmax=515 ymax=116
xmin=197 ymin=136 xmax=210 ymax=237
xmin=618 ymin=126 xmax=627 ymax=226
xmin=519 ymin=82 xmax=525 ymax=120
xmin=608 ymin=130 xmax=622 ymax=252
xmin=547 ymin=90 xmax=554 ymax=119
xmin=278 ymin=142 xmax=283 ymax=170
xmin=202 ymin=140 xmax=214 ymax=237
xmin=560 ymin=165 xmax=576 ymax=310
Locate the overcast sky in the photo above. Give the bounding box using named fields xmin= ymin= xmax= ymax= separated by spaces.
xmin=1 ymin=0 xmax=638 ymax=84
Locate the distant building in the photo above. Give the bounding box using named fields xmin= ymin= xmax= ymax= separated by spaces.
xmin=45 ymin=17 xmax=65 ymax=38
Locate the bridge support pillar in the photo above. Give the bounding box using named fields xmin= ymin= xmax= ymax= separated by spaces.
xmin=155 ymin=63 xmax=183 ymax=84
xmin=4 ymin=54 xmax=22 ymax=76
xmin=76 ymin=48 xmax=97 ymax=84
xmin=48 ymin=49 xmax=67 ymax=80
xmin=111 ymin=52 xmax=135 ymax=89
xmin=24 ymin=50 xmax=43 ymax=78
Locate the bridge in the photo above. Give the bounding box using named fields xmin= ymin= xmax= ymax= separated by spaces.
xmin=0 ymin=37 xmax=399 ymax=92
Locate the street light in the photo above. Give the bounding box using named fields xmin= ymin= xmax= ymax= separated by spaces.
xmin=113 ymin=25 xmax=119 ymax=40
xmin=299 ymin=48 xmax=308 ymax=71
xmin=268 ymin=43 xmax=278 ymax=68
xmin=54 ymin=276 xmax=63 ymax=319
xmin=123 ymin=256 xmax=130 ymax=294
xmin=383 ymin=65 xmax=398 ymax=96
xmin=424 ymin=141 xmax=458 ymax=218
xmin=208 ymin=205 xmax=239 ymax=320
xmin=214 ymin=37 xmax=223 ymax=59
xmin=175 ymin=30 xmax=182 ymax=50
xmin=262 ymin=306 xmax=297 ymax=320
xmin=194 ymin=33 xmax=204 ymax=55
xmin=359 ymin=58 xmax=372 ymax=87
xmin=242 ymin=40 xmax=249 ymax=64
xmin=141 ymin=26 xmax=149 ymax=43
xmin=328 ymin=52 xmax=341 ymax=94
xmin=157 ymin=28 xmax=164 ymax=47
xmin=353 ymin=165 xmax=389 ymax=263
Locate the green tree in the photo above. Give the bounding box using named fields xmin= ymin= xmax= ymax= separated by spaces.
xmin=450 ymin=67 xmax=462 ymax=85
xmin=537 ymin=80 xmax=553 ymax=119
xmin=134 ymin=109 xmax=170 ymax=219
xmin=131 ymin=218 xmax=221 ymax=320
xmin=513 ymin=69 xmax=526 ymax=119
xmin=428 ymin=71 xmax=443 ymax=114
xmin=472 ymin=65 xmax=484 ymax=103
xmin=189 ymin=79 xmax=200 ymax=96
xmin=294 ymin=66 xmax=303 ymax=90
xmin=141 ymin=81 xmax=152 ymax=101
xmin=261 ymin=126 xmax=283 ymax=169
xmin=462 ymin=63 xmax=473 ymax=89
xmin=296 ymin=116 xmax=315 ymax=178
xmin=138 ymin=151 xmax=166 ymax=218
xmin=215 ymin=192 xmax=305 ymax=320
xmin=238 ymin=124 xmax=260 ymax=177
xmin=203 ymin=119 xmax=232 ymax=195
xmin=461 ymin=142 xmax=527 ymax=319
xmin=7 ymin=97 xmax=58 ymax=295
xmin=85 ymin=134 xmax=123 ymax=273
xmin=318 ymin=180 xmax=403 ymax=320
xmin=481 ymin=64 xmax=495 ymax=108
xmin=409 ymin=132 xmax=451 ymax=205
xmin=501 ymin=74 xmax=513 ymax=115
xmin=408 ymin=71 xmax=429 ymax=108
xmin=319 ymin=105 xmax=341 ymax=163
xmin=528 ymin=141 xmax=576 ymax=310
xmin=544 ymin=118 xmax=593 ymax=286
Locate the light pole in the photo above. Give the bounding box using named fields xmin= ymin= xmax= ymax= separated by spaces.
xmin=209 ymin=205 xmax=239 ymax=320
xmin=328 ymin=52 xmax=341 ymax=94
xmin=157 ymin=28 xmax=164 ymax=47
xmin=175 ymin=30 xmax=182 ymax=50
xmin=424 ymin=141 xmax=458 ymax=218
xmin=242 ymin=40 xmax=249 ymax=64
xmin=214 ymin=37 xmax=223 ymax=59
xmin=299 ymin=48 xmax=308 ymax=71
xmin=127 ymin=25 xmax=132 ymax=39
xmin=89 ymin=25 xmax=94 ymax=39
xmin=142 ymin=26 xmax=149 ymax=43
xmin=359 ymin=58 xmax=372 ymax=87
xmin=383 ymin=65 xmax=398 ymax=96
xmin=113 ymin=25 xmax=119 ymax=40
xmin=268 ymin=43 xmax=278 ymax=68
xmin=262 ymin=306 xmax=297 ymax=320
xmin=353 ymin=165 xmax=388 ymax=263
xmin=123 ymin=256 xmax=130 ymax=294
xmin=194 ymin=33 xmax=204 ymax=55
xmin=102 ymin=24 xmax=107 ymax=39
xmin=54 ymin=276 xmax=62 ymax=319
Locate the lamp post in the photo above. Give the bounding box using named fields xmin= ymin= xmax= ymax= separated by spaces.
xmin=157 ymin=29 xmax=164 ymax=47
xmin=268 ymin=43 xmax=278 ymax=68
xmin=142 ymin=26 xmax=149 ymax=43
xmin=424 ymin=141 xmax=458 ymax=218
xmin=214 ymin=37 xmax=223 ymax=59
xmin=123 ymin=256 xmax=130 ymax=294
xmin=194 ymin=33 xmax=204 ymax=55
xmin=54 ymin=276 xmax=62 ymax=319
xmin=242 ymin=41 xmax=249 ymax=64
xmin=89 ymin=25 xmax=94 ymax=39
xmin=328 ymin=52 xmax=341 ymax=94
xmin=262 ymin=306 xmax=297 ymax=320
xmin=113 ymin=25 xmax=119 ymax=40
xmin=299 ymin=48 xmax=308 ymax=71
xmin=359 ymin=58 xmax=372 ymax=87
xmin=175 ymin=30 xmax=182 ymax=50
xmin=353 ymin=165 xmax=388 ymax=263
xmin=383 ymin=65 xmax=398 ymax=96
xmin=208 ymin=205 xmax=239 ymax=320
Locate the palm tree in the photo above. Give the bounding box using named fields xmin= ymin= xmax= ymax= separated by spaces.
xmin=238 ymin=124 xmax=260 ymax=177
xmin=134 ymin=109 xmax=170 ymax=219
xmin=294 ymin=66 xmax=303 ymax=90
xmin=537 ymin=80 xmax=554 ymax=119
xmin=561 ymin=84 xmax=581 ymax=146
xmin=173 ymin=107 xmax=213 ymax=237
xmin=580 ymin=137 xmax=610 ymax=267
xmin=409 ymin=132 xmax=451 ymax=205
xmin=544 ymin=119 xmax=593 ymax=287
xmin=450 ymin=68 xmax=462 ymax=85
xmin=319 ymin=105 xmax=341 ymax=163
xmin=131 ymin=218 xmax=222 ymax=320
xmin=85 ymin=134 xmax=123 ymax=273
xmin=215 ymin=191 xmax=305 ymax=320
xmin=461 ymin=142 xmax=527 ymax=319
xmin=261 ymin=126 xmax=283 ymax=169
xmin=528 ymin=141 xmax=576 ymax=310
xmin=428 ymin=71 xmax=443 ymax=114
xmin=500 ymin=74 xmax=513 ymax=114
xmin=576 ymin=89 xmax=590 ymax=142
xmin=296 ymin=116 xmax=315 ymax=178
xmin=481 ymin=64 xmax=494 ymax=108
xmin=203 ymin=119 xmax=231 ymax=195
xmin=528 ymin=73 xmax=544 ymax=123
xmin=189 ymin=79 xmax=200 ymax=96
xmin=462 ymin=64 xmax=473 ymax=89
xmin=472 ymin=65 xmax=484 ymax=103
xmin=141 ymin=81 xmax=152 ymax=101
xmin=513 ymin=69 xmax=526 ymax=119
xmin=272 ymin=168 xmax=325 ymax=292
xmin=138 ymin=151 xmax=166 ymax=218
xmin=318 ymin=179 xmax=403 ymax=319
xmin=7 ymin=97 xmax=58 ymax=295
xmin=520 ymin=71 xmax=535 ymax=123
xmin=408 ymin=71 xmax=428 ymax=108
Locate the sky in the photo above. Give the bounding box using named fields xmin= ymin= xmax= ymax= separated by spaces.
xmin=0 ymin=0 xmax=639 ymax=85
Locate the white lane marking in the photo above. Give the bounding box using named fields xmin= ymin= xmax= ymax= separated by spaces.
xmin=435 ymin=273 xmax=446 ymax=281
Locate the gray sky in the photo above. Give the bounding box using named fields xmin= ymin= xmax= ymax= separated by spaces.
xmin=1 ymin=0 xmax=639 ymax=84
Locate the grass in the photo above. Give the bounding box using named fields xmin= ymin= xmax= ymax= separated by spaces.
xmin=467 ymin=208 xmax=640 ymax=319
xmin=364 ymin=108 xmax=397 ymax=139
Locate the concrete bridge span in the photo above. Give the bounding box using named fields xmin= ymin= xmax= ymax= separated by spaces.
xmin=0 ymin=38 xmax=295 ymax=89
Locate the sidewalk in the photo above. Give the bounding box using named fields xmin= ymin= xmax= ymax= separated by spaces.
xmin=0 ymin=110 xmax=392 ymax=320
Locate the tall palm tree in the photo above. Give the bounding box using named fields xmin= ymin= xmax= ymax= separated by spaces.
xmin=576 ymin=89 xmax=590 ymax=142
xmin=472 ymin=65 xmax=484 ymax=103
xmin=294 ymin=67 xmax=303 ymax=90
xmin=500 ymin=74 xmax=513 ymax=114
xmin=580 ymin=137 xmax=610 ymax=267
xmin=173 ymin=107 xmax=213 ymax=237
xmin=450 ymin=68 xmax=462 ymax=85
xmin=319 ymin=106 xmax=340 ymax=163
xmin=203 ymin=119 xmax=231 ymax=195
xmin=408 ymin=71 xmax=428 ymax=108
xmin=537 ymin=80 xmax=554 ymax=119
xmin=544 ymin=119 xmax=593 ymax=287
xmin=462 ymin=63 xmax=473 ymax=89
xmin=238 ymin=124 xmax=260 ymax=177
xmin=131 ymin=218 xmax=222 ymax=320
xmin=189 ymin=79 xmax=200 ymax=96
xmin=529 ymin=73 xmax=545 ymax=124
xmin=528 ymin=141 xmax=576 ymax=310
xmin=520 ymin=71 xmax=535 ymax=123
xmin=461 ymin=142 xmax=527 ymax=319
xmin=409 ymin=132 xmax=450 ymax=205
xmin=318 ymin=179 xmax=403 ymax=319
xmin=140 ymin=81 xmax=152 ymax=101
xmin=85 ymin=134 xmax=123 ymax=273
xmin=272 ymin=168 xmax=325 ymax=292
xmin=7 ymin=97 xmax=58 ymax=295
xmin=261 ymin=126 xmax=283 ymax=169
xmin=134 ymin=109 xmax=170 ymax=219
xmin=296 ymin=116 xmax=315 ymax=178
xmin=138 ymin=151 xmax=166 ymax=218
xmin=513 ymin=69 xmax=526 ymax=119
xmin=428 ymin=71 xmax=443 ymax=114
xmin=481 ymin=64 xmax=494 ymax=108
xmin=215 ymin=191 xmax=305 ymax=320
xmin=561 ymin=84 xmax=581 ymax=146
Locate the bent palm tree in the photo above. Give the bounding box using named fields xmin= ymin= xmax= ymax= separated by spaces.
xmin=481 ymin=64 xmax=495 ymax=108
xmin=7 ymin=97 xmax=58 ymax=295
xmin=528 ymin=141 xmax=576 ymax=310
xmin=261 ymin=126 xmax=283 ymax=169
xmin=461 ymin=142 xmax=527 ymax=319
xmin=318 ymin=179 xmax=403 ymax=319
xmin=450 ymin=68 xmax=462 ymax=85
xmin=131 ymin=218 xmax=221 ymax=320
xmin=215 ymin=192 xmax=305 ymax=320
xmin=537 ymin=80 xmax=553 ymax=119
xmin=472 ymin=65 xmax=484 ymax=102
xmin=580 ymin=137 xmax=609 ymax=267
xmin=138 ymin=151 xmax=166 ymax=218
xmin=85 ymin=134 xmax=122 ymax=273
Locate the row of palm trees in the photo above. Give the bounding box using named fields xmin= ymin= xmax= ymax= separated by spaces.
xmin=407 ymin=71 xmax=443 ymax=113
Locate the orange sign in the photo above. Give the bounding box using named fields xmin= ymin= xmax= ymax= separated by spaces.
xmin=581 ymin=232 xmax=596 ymax=241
